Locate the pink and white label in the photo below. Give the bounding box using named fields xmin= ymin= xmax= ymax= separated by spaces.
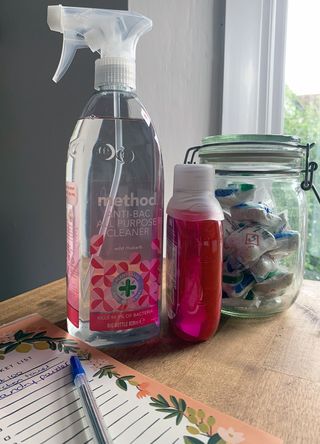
xmin=89 ymin=248 xmax=161 ymax=331
xmin=66 ymin=182 xmax=79 ymax=327
xmin=66 ymin=182 xmax=78 ymax=206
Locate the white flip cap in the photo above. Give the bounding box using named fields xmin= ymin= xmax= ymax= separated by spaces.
xmin=173 ymin=164 xmax=215 ymax=193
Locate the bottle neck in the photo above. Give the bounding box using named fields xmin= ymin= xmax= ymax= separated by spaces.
xmin=97 ymin=83 xmax=135 ymax=93
xmin=167 ymin=191 xmax=224 ymax=221
xmin=95 ymin=57 xmax=136 ymax=92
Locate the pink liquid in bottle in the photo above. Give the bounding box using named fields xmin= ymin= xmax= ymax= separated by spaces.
xmin=166 ymin=214 xmax=223 ymax=342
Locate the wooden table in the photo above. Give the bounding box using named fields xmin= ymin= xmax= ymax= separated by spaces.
xmin=1 ymin=279 xmax=319 ymax=444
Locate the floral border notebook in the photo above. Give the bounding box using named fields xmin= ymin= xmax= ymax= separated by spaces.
xmin=0 ymin=314 xmax=282 ymax=444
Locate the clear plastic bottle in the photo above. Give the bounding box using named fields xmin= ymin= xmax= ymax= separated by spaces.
xmin=66 ymin=90 xmax=163 ymax=346
xmin=48 ymin=6 xmax=163 ymax=346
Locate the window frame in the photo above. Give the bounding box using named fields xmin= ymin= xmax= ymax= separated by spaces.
xmin=222 ymin=0 xmax=288 ymax=134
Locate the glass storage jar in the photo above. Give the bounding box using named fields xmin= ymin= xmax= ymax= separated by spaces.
xmin=198 ymin=134 xmax=309 ymax=317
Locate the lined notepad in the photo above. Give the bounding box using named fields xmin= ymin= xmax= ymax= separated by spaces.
xmin=0 ymin=315 xmax=282 ymax=444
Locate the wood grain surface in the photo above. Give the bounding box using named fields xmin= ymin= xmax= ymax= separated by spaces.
xmin=1 ymin=278 xmax=319 ymax=444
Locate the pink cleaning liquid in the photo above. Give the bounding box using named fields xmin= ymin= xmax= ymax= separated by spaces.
xmin=166 ymin=214 xmax=223 ymax=342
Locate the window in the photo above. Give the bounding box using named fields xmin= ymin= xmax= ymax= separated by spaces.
xmin=223 ymin=0 xmax=320 ymax=280
xmin=284 ymin=0 xmax=320 ymax=280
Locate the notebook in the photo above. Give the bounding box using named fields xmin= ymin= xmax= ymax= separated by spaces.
xmin=0 ymin=314 xmax=282 ymax=444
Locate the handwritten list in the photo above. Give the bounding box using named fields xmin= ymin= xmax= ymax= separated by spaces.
xmin=0 ymin=315 xmax=282 ymax=444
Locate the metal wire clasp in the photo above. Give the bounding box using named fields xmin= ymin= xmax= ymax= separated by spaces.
xmin=300 ymin=143 xmax=320 ymax=204
xmin=183 ymin=145 xmax=201 ymax=164
xmin=184 ymin=141 xmax=320 ymax=204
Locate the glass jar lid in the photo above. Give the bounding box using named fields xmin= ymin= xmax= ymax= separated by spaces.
xmin=203 ymin=134 xmax=300 ymax=146
xmin=199 ymin=134 xmax=304 ymax=173
xmin=200 ymin=134 xmax=303 ymax=159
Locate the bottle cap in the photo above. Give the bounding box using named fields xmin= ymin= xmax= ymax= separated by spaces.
xmin=70 ymin=356 xmax=85 ymax=381
xmin=173 ymin=164 xmax=214 ymax=193
xmin=47 ymin=5 xmax=152 ymax=90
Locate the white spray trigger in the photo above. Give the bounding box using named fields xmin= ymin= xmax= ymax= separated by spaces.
xmin=48 ymin=5 xmax=87 ymax=82
xmin=48 ymin=5 xmax=152 ymax=89
xmin=52 ymin=32 xmax=87 ymax=83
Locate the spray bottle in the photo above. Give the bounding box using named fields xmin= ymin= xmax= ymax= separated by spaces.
xmin=48 ymin=5 xmax=163 ymax=347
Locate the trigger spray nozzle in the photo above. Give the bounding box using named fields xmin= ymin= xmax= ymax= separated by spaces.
xmin=47 ymin=4 xmax=152 ymax=90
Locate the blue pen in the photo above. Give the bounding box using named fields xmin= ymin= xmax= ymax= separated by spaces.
xmin=70 ymin=356 xmax=114 ymax=444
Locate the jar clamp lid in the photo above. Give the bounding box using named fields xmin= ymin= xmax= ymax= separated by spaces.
xmin=184 ymin=134 xmax=320 ymax=204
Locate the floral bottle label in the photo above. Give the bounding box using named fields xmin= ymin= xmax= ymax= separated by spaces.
xmin=89 ymin=242 xmax=161 ymax=331
xmin=66 ymin=182 xmax=80 ymax=327
xmin=88 ymin=176 xmax=163 ymax=332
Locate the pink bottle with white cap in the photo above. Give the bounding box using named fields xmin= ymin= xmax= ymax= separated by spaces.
xmin=166 ymin=164 xmax=224 ymax=342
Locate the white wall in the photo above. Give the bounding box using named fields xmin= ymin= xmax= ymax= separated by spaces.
xmin=129 ymin=0 xmax=225 ymax=209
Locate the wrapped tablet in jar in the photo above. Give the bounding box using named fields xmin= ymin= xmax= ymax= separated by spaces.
xmin=192 ymin=134 xmax=319 ymax=317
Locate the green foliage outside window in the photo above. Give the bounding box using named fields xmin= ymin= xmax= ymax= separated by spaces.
xmin=284 ymin=86 xmax=320 ymax=280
